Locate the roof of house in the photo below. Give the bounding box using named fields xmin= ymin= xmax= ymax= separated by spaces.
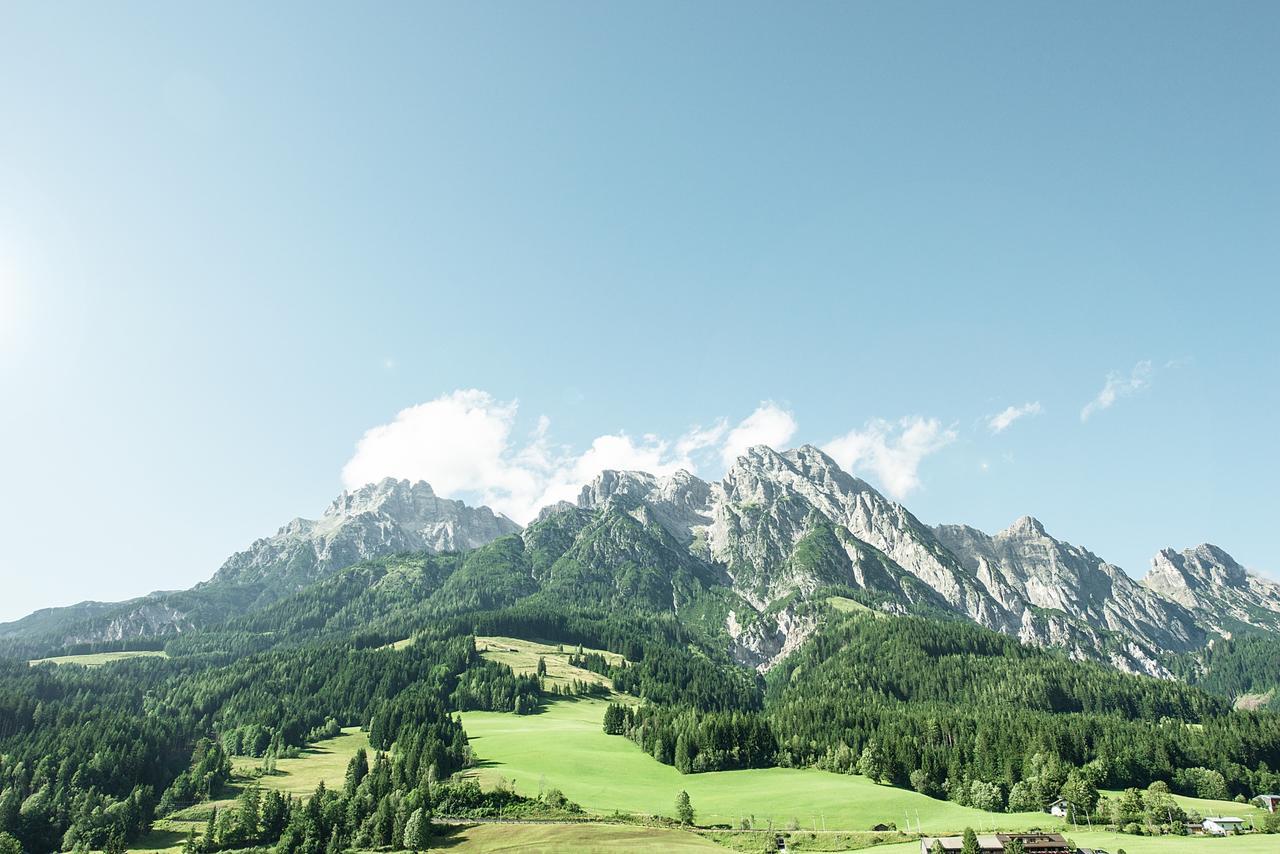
xmin=1204 ymin=816 xmax=1245 ymax=823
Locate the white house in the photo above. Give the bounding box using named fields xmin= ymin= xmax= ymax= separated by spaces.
xmin=1046 ymin=798 xmax=1070 ymax=818
xmin=1255 ymin=794 xmax=1280 ymax=813
xmin=1202 ymin=816 xmax=1246 ymax=835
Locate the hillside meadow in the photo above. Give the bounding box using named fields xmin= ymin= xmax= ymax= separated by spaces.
xmin=27 ymin=649 xmax=167 ymax=666
xmin=459 ymin=697 xmax=1068 ymax=833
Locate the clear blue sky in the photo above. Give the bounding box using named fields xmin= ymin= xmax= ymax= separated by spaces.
xmin=1 ymin=2 xmax=1276 ymax=622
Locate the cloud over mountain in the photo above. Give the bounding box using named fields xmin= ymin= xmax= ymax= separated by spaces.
xmin=342 ymin=392 xmax=953 ymax=521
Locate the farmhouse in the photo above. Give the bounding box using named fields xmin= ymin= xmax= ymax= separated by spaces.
xmin=1202 ymin=816 xmax=1247 ymax=835
xmin=1045 ymin=797 xmax=1070 ymax=817
xmin=1255 ymin=793 xmax=1280 ymax=813
xmin=918 ymin=832 xmax=1071 ymax=853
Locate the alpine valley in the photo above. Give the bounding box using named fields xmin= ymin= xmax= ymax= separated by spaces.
xmin=4 ymin=446 xmax=1280 ymax=852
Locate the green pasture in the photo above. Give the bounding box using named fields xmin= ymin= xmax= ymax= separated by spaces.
xmin=475 ymin=634 xmax=625 ymax=691
xmin=231 ymin=726 xmax=370 ymax=797
xmin=28 ymin=649 xmax=167 ymax=667
xmin=459 ymin=698 xmax=1066 ymax=834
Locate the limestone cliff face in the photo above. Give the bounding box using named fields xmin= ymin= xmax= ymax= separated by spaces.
xmin=573 ymin=445 xmax=1220 ymax=675
xmin=209 ymin=478 xmax=519 ymax=594
xmin=1 ymin=479 xmax=518 ymax=651
xmin=935 ymin=517 xmax=1205 ymax=655
xmin=1143 ymin=544 xmax=1280 ymax=634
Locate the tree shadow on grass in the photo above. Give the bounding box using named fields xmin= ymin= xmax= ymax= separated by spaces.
xmin=429 ymin=823 xmax=474 ymax=849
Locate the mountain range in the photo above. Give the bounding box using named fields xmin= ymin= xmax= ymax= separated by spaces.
xmin=4 ymin=445 xmax=1277 ymax=692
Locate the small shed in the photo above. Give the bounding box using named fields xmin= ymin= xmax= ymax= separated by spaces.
xmin=1203 ymin=816 xmax=1246 ymax=835
xmin=1254 ymin=794 xmax=1280 ymax=813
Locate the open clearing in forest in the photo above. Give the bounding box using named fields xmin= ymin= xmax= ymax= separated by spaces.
xmin=475 ymin=635 xmax=625 ymax=691
xmin=230 ymin=727 xmax=371 ymax=797
xmin=28 ymin=649 xmax=167 ymax=666
xmin=460 ymin=697 xmax=1070 ymax=833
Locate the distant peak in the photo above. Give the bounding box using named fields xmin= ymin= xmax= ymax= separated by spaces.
xmin=1004 ymin=515 xmax=1046 ymax=537
xmin=743 ymin=444 xmax=785 ymax=461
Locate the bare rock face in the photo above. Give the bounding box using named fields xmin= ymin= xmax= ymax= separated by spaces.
xmin=209 ymin=478 xmax=520 ymax=592
xmin=1 ymin=479 xmax=520 ymax=652
xmin=574 ymin=445 xmax=1258 ymax=676
xmin=1143 ymin=544 xmax=1280 ymax=634
xmin=577 ymin=469 xmax=712 ymax=546
xmin=704 ymin=446 xmax=1015 ymax=631
xmin=936 ymin=517 xmax=1205 ymax=654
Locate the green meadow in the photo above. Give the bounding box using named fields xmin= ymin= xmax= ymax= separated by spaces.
xmin=231 ymin=727 xmax=371 ymax=797
xmin=871 ymin=836 xmax=1278 ymax=854
xmin=425 ymin=822 xmax=724 ymax=852
xmin=27 ymin=649 xmax=167 ymax=667
xmin=475 ymin=634 xmax=625 ymax=691
xmin=459 ymin=698 xmax=1066 ymax=834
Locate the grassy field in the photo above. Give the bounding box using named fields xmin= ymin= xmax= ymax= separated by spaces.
xmin=426 ymin=822 xmax=725 ymax=852
xmin=28 ymin=649 xmax=167 ymax=666
xmin=827 ymin=596 xmax=876 ymax=615
xmin=871 ymin=835 xmax=1279 ymax=854
xmin=460 ymin=698 xmax=1067 ymax=834
xmin=475 ymin=635 xmax=626 ymax=691
xmin=231 ymin=726 xmax=371 ymax=797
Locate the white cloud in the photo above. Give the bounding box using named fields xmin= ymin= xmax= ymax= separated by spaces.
xmin=987 ymin=401 xmax=1042 ymax=434
xmin=342 ymin=392 xmax=793 ymax=524
xmin=343 ymin=392 xmax=956 ymax=521
xmin=822 ymin=417 xmax=957 ymax=499
xmin=1081 ymin=360 xmax=1153 ymax=421
xmin=720 ymin=402 xmax=798 ymax=467
xmin=341 ymin=390 xmax=539 ymax=514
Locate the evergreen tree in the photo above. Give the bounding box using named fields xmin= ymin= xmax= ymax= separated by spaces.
xmin=675 ymin=790 xmax=695 ymax=825
xmin=201 ymin=807 xmax=217 ymax=854
xmin=961 ymin=827 xmax=980 ymax=854
xmin=344 ymin=747 xmax=369 ymax=796
xmin=674 ymin=733 xmax=692 ymax=774
xmin=403 ymin=806 xmax=430 ymax=852
xmin=856 ymin=740 xmax=887 ymax=783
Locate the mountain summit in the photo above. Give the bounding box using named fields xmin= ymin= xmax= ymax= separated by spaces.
xmin=209 ymin=477 xmax=519 ymax=598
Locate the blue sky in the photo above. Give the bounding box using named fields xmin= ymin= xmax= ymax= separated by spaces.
xmin=1 ymin=2 xmax=1276 ymax=621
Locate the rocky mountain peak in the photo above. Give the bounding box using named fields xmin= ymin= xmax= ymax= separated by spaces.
xmin=936 ymin=515 xmax=1205 ymax=660
xmin=209 ymin=479 xmax=519 ymax=594
xmin=1148 ymin=544 xmax=1248 ymax=591
xmin=325 ymin=478 xmax=437 ymax=521
xmin=577 ymin=470 xmax=660 ymax=509
xmin=1143 ymin=544 xmax=1280 ymax=634
xmin=1001 ymin=515 xmax=1047 ymax=538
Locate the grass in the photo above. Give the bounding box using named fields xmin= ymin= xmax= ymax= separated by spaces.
xmin=28 ymin=649 xmax=167 ymax=667
xmin=827 ymin=596 xmax=875 ymax=615
xmin=459 ymin=698 xmax=1067 ymax=834
xmin=231 ymin=726 xmax=370 ymax=797
xmin=128 ymin=818 xmax=204 ymax=852
xmin=702 ymin=828 xmax=914 ymax=851
xmin=423 ymin=822 xmax=725 ymax=852
xmin=475 ymin=635 xmax=625 ymax=691
xmin=871 ymin=836 xmax=1279 ymax=854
